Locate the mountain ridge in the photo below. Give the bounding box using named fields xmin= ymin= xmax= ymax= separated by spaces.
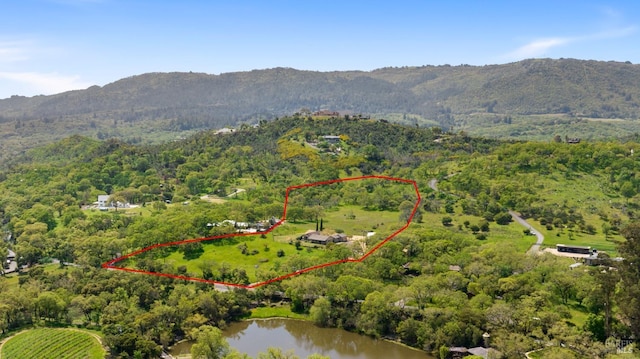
xmin=1 ymin=58 xmax=640 ymax=163
xmin=3 ymin=58 xmax=639 ymax=119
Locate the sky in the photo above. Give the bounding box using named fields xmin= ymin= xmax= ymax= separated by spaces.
xmin=0 ymin=0 xmax=639 ymax=99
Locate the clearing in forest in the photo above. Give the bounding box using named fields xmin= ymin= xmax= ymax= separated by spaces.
xmin=103 ymin=175 xmax=421 ymax=288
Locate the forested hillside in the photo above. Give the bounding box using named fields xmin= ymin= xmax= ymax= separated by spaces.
xmin=1 ymin=59 xmax=640 ymax=164
xmin=1 ymin=117 xmax=640 ymax=358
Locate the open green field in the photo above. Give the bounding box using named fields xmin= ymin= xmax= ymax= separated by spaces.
xmin=0 ymin=328 xmax=105 ymax=359
xmin=273 ymin=205 xmax=402 ymax=242
xmin=248 ymin=305 xmax=309 ymax=320
xmin=527 ymin=173 xmax=625 ymax=255
xmin=127 ymin=205 xmax=407 ymax=284
xmin=1 ymin=263 xmax=71 ymax=291
xmin=162 ymin=233 xmax=326 ymax=283
xmin=436 ymin=171 xmax=626 ymax=255
xmin=422 ymin=211 xmax=538 ymax=253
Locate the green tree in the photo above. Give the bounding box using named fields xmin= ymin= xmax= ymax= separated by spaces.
xmin=108 ymin=193 xmax=127 ymax=211
xmin=550 ymin=272 xmax=577 ymax=305
xmin=492 ymin=330 xmax=534 ymax=358
xmin=287 ymin=206 xmax=304 ymax=223
xmin=399 ymin=200 xmax=415 ymax=222
xmin=584 ymin=314 xmax=606 ymax=342
xmin=35 ymin=291 xmax=66 ymax=321
xmin=15 ymin=222 xmax=49 ymax=265
xmin=257 ymin=347 xmax=299 ymax=359
xmin=356 ymin=291 xmax=398 ymax=337
xmin=620 ymin=181 xmax=636 ymax=203
xmin=495 ymin=212 xmax=512 ymax=225
xmin=190 ymin=325 xmax=230 ymax=359
xmin=618 ymin=222 xmax=640 ymax=339
xmin=309 ymin=297 xmax=332 ymax=327
xmin=397 ymin=317 xmax=423 ymax=347
xmin=23 ymin=204 xmax=57 ymax=231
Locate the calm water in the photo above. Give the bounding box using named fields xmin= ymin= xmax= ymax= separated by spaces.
xmin=170 ymin=318 xmax=434 ymax=359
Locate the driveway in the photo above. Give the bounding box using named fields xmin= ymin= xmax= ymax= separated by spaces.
xmin=4 ymin=249 xmax=17 ymax=274
xmin=428 ymin=178 xmax=544 ymax=254
xmin=509 ymin=210 xmax=544 ymax=254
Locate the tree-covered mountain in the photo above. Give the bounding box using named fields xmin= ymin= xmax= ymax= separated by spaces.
xmin=1 ymin=58 xmax=640 ymax=163
xmin=2 ymin=117 xmax=640 ymax=357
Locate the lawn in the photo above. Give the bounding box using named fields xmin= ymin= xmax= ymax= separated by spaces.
xmin=124 ymin=205 xmax=407 ymax=284
xmin=274 ymin=205 xmax=403 ymax=242
xmin=0 ymin=328 xmax=105 ymax=359
xmin=248 ymin=305 xmax=309 ymax=320
xmin=1 ymin=263 xmax=71 ymax=290
xmin=161 ymin=233 xmax=326 ymax=283
xmin=531 ymin=172 xmax=627 ymax=255
xmin=422 ymin=211 xmax=537 ymax=253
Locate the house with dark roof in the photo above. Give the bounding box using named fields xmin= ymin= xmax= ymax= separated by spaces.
xmin=301 ymin=232 xmax=348 ymax=245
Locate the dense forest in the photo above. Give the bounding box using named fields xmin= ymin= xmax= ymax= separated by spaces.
xmin=2 ymin=58 xmax=640 ymax=164
xmin=1 ymin=116 xmax=640 ymax=358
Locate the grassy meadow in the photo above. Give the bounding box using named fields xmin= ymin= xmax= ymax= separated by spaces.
xmin=127 ymin=205 xmax=407 ymax=284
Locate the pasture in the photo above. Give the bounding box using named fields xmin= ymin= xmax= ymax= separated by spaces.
xmin=126 ymin=205 xmax=407 ymax=284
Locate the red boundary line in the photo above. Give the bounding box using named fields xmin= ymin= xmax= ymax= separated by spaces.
xmin=102 ymin=175 xmax=421 ymax=289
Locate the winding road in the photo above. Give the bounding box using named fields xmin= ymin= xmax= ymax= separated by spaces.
xmin=428 ymin=178 xmax=543 ymax=254
xmin=509 ymin=210 xmax=544 ymax=254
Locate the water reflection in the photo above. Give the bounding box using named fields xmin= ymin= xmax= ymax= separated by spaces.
xmin=221 ymin=319 xmax=433 ymax=359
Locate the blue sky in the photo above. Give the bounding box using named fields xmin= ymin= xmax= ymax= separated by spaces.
xmin=0 ymin=0 xmax=638 ymax=99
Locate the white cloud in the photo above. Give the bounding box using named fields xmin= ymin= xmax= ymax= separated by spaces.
xmin=504 ymin=25 xmax=637 ymax=61
xmin=0 ymin=41 xmax=31 ymax=62
xmin=0 ymin=72 xmax=92 ymax=96
xmin=506 ymin=37 xmax=571 ymax=59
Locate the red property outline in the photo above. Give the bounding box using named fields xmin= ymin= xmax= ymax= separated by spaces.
xmin=102 ymin=175 xmax=421 ymax=289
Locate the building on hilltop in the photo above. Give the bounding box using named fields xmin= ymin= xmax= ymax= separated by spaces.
xmin=321 ymin=135 xmax=341 ymax=144
xmin=313 ymin=110 xmax=339 ymax=117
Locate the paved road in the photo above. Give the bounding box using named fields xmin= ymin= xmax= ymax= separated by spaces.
xmin=428 ymin=178 xmax=438 ymax=191
xmin=509 ymin=210 xmax=544 ymax=254
xmin=227 ymin=188 xmax=246 ymax=197
xmin=429 ymin=178 xmax=544 ymax=254
xmin=214 ymin=283 xmax=233 ymax=292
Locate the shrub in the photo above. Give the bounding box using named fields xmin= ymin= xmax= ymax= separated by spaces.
xmin=445 ymin=203 xmax=455 ymax=213
xmin=495 ymin=212 xmax=513 ymax=225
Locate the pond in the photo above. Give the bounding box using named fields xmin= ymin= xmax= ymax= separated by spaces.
xmin=170 ymin=318 xmax=434 ymax=358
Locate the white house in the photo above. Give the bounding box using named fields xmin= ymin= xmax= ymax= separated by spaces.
xmin=98 ymin=195 xmax=110 ymax=210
